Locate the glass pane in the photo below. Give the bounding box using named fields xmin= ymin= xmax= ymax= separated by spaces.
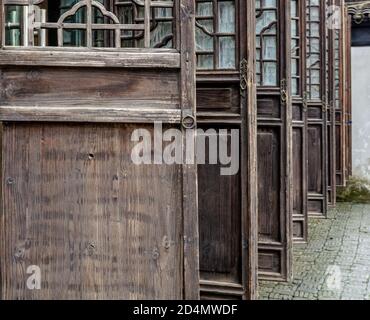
xmin=263 ymin=62 xmax=277 ymax=86
xmin=218 ymin=36 xmax=235 ymax=69
xmin=197 ymin=2 xmax=213 ymax=16
xmin=292 ymin=78 xmax=299 ymax=96
xmin=197 ymin=54 xmax=214 ymax=69
xmin=5 ymin=5 xmax=23 ymax=46
xmin=263 ymin=36 xmax=277 ymax=60
xmin=196 ymin=20 xmax=214 ymax=52
xmin=218 ymin=1 xmax=235 ymax=33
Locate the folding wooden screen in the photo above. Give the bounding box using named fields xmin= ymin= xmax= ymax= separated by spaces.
xmin=196 ymin=0 xmax=258 ymax=300
xmin=256 ymin=0 xmax=292 ymax=281
xmin=306 ymin=0 xmax=328 ymax=218
xmin=0 ymin=0 xmax=199 ymax=300
xmin=291 ymin=0 xmax=308 ymax=243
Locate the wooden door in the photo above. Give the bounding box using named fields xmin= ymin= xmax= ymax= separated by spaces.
xmin=256 ymin=0 xmax=292 ymax=281
xmin=195 ymin=0 xmax=258 ymax=300
xmin=306 ymin=0 xmax=328 ymax=218
xmin=327 ymin=0 xmax=337 ymax=207
xmin=0 ymin=0 xmax=199 ymax=300
xmin=291 ymin=0 xmax=308 ymax=243
xmin=343 ymin=6 xmax=352 ymax=182
xmin=335 ymin=0 xmax=346 ymax=187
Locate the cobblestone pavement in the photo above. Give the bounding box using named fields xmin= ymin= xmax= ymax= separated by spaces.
xmin=258 ymin=203 xmax=370 ymax=300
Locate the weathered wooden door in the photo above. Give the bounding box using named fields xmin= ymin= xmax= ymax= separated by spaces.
xmin=256 ymin=0 xmax=292 ymax=281
xmin=306 ymin=0 xmax=328 ymax=218
xmin=327 ymin=0 xmax=337 ymax=207
xmin=291 ymin=0 xmax=308 ymax=243
xmin=335 ymin=0 xmax=346 ymax=187
xmin=343 ymin=5 xmax=352 ymax=182
xmin=0 ymin=0 xmax=199 ymax=300
xmin=195 ymin=0 xmax=258 ymax=299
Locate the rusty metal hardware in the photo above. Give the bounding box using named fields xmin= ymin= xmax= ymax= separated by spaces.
xmin=281 ymin=78 xmax=288 ymax=104
xmin=240 ymin=58 xmax=249 ymax=94
xmin=182 ymin=114 xmax=196 ymax=129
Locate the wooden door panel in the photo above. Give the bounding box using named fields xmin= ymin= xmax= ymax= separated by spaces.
xmin=292 ymin=125 xmax=307 ymax=241
xmin=291 ymin=0 xmax=308 ymax=243
xmin=344 ymin=7 xmax=352 ymax=182
xmin=197 ymin=84 xmax=241 ymax=113
xmin=0 ymin=66 xmax=180 ymax=108
xmin=198 ymin=127 xmax=242 ymax=285
xmin=306 ymin=0 xmax=328 ymax=218
xmin=1 ymin=123 xmax=183 ymax=300
xmin=256 ymin=0 xmax=292 ymax=281
xmin=0 ymin=0 xmax=199 ymax=300
xmin=326 ymin=0 xmax=336 ymax=207
xmin=307 ymin=124 xmax=324 ymax=195
xmin=196 ymin=0 xmax=258 ymax=300
xmin=257 ymin=126 xmax=281 ymax=243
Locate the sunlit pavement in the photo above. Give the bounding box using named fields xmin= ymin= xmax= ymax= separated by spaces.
xmin=259 ymin=203 xmax=370 ymax=300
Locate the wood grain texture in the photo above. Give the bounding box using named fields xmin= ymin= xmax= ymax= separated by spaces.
xmin=0 ymin=0 xmax=200 ymax=300
xmin=180 ymin=0 xmax=199 ymax=300
xmin=1 ymin=123 xmax=183 ymax=300
xmin=198 ymin=129 xmax=242 ymax=285
xmin=0 ymin=67 xmax=180 ymax=109
xmin=0 ymin=49 xmax=180 ymax=69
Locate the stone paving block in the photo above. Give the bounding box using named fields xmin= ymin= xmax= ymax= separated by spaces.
xmin=258 ymin=203 xmax=370 ymax=300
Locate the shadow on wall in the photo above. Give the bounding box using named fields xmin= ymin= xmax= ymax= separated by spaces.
xmin=337 ymin=176 xmax=370 ymax=203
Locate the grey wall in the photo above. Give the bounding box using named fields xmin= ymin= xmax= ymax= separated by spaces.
xmin=352 ymin=47 xmax=370 ymax=180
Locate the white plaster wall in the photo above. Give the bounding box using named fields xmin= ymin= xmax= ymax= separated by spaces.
xmin=352 ymin=47 xmax=370 ymax=180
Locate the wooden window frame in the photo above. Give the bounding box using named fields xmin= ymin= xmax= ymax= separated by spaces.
xmin=195 ymin=0 xmax=239 ymax=71
xmin=0 ymin=0 xmax=181 ymax=68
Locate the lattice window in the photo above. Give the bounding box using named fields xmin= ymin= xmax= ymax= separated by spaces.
xmin=195 ymin=0 xmax=237 ymax=70
xmin=325 ymin=0 xmax=329 ymax=105
xmin=306 ymin=0 xmax=322 ymax=100
xmin=334 ymin=28 xmax=340 ymax=109
xmin=256 ymin=0 xmax=278 ymax=86
xmin=291 ymin=0 xmax=300 ymax=95
xmin=3 ymin=0 xmax=175 ymax=48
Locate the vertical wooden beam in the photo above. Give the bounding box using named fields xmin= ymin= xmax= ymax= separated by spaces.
xmin=86 ymin=0 xmax=92 ymax=48
xmin=144 ymin=0 xmax=151 ymax=48
xmin=0 ymin=0 xmax=3 ymax=47
xmin=283 ymin=0 xmax=293 ymax=282
xmin=180 ymin=0 xmax=199 ymax=300
xmin=243 ymin=0 xmax=258 ymax=300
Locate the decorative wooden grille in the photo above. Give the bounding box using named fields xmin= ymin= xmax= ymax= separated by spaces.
xmin=334 ymin=28 xmax=340 ymax=109
xmin=3 ymin=0 xmax=175 ymax=48
xmin=291 ymin=0 xmax=301 ymax=95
